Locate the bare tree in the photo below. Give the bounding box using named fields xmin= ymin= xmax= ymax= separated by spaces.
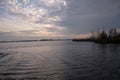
xmin=109 ymin=28 xmax=117 ymax=37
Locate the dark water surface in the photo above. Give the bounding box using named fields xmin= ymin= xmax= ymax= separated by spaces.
xmin=0 ymin=41 xmax=120 ymax=80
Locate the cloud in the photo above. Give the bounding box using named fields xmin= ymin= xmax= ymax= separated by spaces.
xmin=58 ymin=0 xmax=120 ymax=35
xmin=17 ymin=24 xmax=66 ymax=37
xmin=1 ymin=0 xmax=67 ymax=24
xmin=41 ymin=0 xmax=67 ymax=7
xmin=0 ymin=0 xmax=68 ymax=39
xmin=0 ymin=0 xmax=120 ymax=40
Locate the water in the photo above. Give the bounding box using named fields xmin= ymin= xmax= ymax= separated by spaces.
xmin=0 ymin=41 xmax=120 ymax=80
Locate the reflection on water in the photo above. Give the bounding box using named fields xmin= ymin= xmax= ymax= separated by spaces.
xmin=0 ymin=41 xmax=120 ymax=80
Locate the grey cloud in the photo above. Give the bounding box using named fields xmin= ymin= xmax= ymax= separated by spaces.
xmin=0 ymin=31 xmax=18 ymax=41
xmin=0 ymin=31 xmax=43 ymax=41
xmin=58 ymin=0 xmax=120 ymax=35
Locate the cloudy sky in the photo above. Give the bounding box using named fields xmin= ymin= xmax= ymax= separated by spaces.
xmin=0 ymin=0 xmax=120 ymax=41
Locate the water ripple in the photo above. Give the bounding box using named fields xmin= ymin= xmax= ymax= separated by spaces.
xmin=0 ymin=42 xmax=120 ymax=80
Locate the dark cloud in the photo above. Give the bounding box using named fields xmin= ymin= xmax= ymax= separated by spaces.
xmin=59 ymin=0 xmax=120 ymax=34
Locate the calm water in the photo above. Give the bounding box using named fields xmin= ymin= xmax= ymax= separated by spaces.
xmin=0 ymin=41 xmax=120 ymax=80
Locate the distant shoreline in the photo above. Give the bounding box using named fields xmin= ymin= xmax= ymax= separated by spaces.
xmin=0 ymin=39 xmax=71 ymax=43
xmin=72 ymin=38 xmax=120 ymax=44
xmin=1 ymin=39 xmax=120 ymax=44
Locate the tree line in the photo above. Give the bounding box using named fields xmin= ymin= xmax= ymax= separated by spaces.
xmin=91 ymin=28 xmax=120 ymax=43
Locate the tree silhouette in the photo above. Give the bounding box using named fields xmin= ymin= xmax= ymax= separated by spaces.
xmin=109 ymin=28 xmax=117 ymax=37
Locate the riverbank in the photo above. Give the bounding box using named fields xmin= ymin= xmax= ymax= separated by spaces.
xmin=73 ymin=28 xmax=120 ymax=44
xmin=72 ymin=37 xmax=120 ymax=44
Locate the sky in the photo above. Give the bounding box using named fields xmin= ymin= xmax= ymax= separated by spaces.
xmin=0 ymin=0 xmax=120 ymax=41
